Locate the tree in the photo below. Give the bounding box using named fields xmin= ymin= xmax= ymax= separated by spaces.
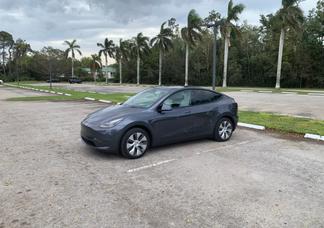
xmin=0 ymin=31 xmax=14 ymax=77
xmin=131 ymin=33 xmax=150 ymax=85
xmin=220 ymin=0 xmax=245 ymax=87
xmin=115 ymin=39 xmax=130 ymax=84
xmin=90 ymin=54 xmax=102 ymax=82
xmin=274 ymin=0 xmax=304 ymax=88
xmin=97 ymin=38 xmax=115 ymax=83
xmin=64 ymin=40 xmax=82 ymax=78
xmin=13 ymin=39 xmax=32 ymax=84
xmin=181 ymin=9 xmax=203 ymax=86
xmin=150 ymin=21 xmax=174 ymax=86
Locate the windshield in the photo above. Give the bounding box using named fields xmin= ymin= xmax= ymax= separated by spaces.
xmin=123 ymin=88 xmax=169 ymax=108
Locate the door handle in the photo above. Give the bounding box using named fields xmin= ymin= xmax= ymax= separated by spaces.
xmin=184 ymin=111 xmax=191 ymax=114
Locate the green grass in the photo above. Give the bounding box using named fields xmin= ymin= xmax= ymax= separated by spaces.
xmin=6 ymin=83 xmax=133 ymax=103
xmin=239 ymin=111 xmax=324 ymax=135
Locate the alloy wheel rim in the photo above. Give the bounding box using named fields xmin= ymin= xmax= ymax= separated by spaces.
xmin=127 ymin=132 xmax=148 ymax=156
xmin=218 ymin=120 xmax=233 ymax=140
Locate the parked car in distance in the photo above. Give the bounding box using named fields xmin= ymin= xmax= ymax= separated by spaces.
xmin=81 ymin=87 xmax=238 ymax=159
xmin=46 ymin=78 xmax=60 ymax=83
xmin=0 ymin=80 xmax=3 ymax=84
xmin=68 ymin=77 xmax=82 ymax=84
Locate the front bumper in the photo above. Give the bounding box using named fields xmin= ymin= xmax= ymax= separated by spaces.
xmin=80 ymin=123 xmax=120 ymax=151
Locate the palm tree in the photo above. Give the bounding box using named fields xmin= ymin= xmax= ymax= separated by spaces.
xmin=97 ymin=38 xmax=115 ymax=84
xmin=150 ymin=22 xmax=173 ymax=86
xmin=90 ymin=54 xmax=102 ymax=82
xmin=181 ymin=9 xmax=203 ymax=86
xmin=115 ymin=39 xmax=130 ymax=84
xmin=220 ymin=0 xmax=245 ymax=88
xmin=131 ymin=33 xmax=150 ymax=85
xmin=275 ymin=0 xmax=304 ymax=89
xmin=64 ymin=40 xmax=82 ymax=78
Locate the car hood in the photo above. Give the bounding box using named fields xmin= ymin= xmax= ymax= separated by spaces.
xmin=83 ymin=105 xmax=144 ymax=125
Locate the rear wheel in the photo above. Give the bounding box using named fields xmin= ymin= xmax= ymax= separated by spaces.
xmin=120 ymin=128 xmax=150 ymax=159
xmin=214 ymin=117 xmax=233 ymax=142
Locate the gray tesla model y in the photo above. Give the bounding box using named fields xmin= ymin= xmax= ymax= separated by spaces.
xmin=81 ymin=87 xmax=238 ymax=159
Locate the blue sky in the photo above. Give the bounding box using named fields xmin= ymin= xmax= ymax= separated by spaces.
xmin=0 ymin=0 xmax=318 ymax=56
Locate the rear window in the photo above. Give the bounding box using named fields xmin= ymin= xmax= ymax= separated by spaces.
xmin=190 ymin=90 xmax=221 ymax=106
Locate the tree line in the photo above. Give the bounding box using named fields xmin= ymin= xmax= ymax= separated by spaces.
xmin=0 ymin=0 xmax=323 ymax=88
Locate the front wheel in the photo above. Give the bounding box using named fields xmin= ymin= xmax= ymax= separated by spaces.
xmin=214 ymin=117 xmax=234 ymax=142
xmin=120 ymin=128 xmax=150 ymax=159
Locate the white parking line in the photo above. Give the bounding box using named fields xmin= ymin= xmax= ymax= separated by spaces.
xmin=127 ymin=159 xmax=177 ymax=173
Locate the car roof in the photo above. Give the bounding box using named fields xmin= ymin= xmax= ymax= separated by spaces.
xmin=153 ymin=86 xmax=217 ymax=93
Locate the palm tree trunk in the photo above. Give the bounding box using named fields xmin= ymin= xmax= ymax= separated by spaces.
xmin=8 ymin=48 xmax=12 ymax=77
xmin=222 ymin=35 xmax=229 ymax=88
xmin=105 ymin=55 xmax=108 ymax=84
xmin=71 ymin=58 xmax=74 ymax=78
xmin=185 ymin=43 xmax=189 ymax=86
xmin=159 ymin=49 xmax=162 ymax=86
xmin=2 ymin=47 xmax=6 ymax=77
xmin=137 ymin=53 xmax=140 ymax=85
xmin=276 ymin=28 xmax=285 ymax=89
xmin=119 ymin=60 xmax=122 ymax=84
xmin=16 ymin=58 xmax=19 ymax=85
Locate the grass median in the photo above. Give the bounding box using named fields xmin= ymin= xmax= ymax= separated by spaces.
xmin=239 ymin=111 xmax=324 ymax=136
xmin=6 ymin=83 xmax=133 ymax=103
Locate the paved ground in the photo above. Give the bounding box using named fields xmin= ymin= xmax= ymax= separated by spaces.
xmin=1 ymin=86 xmax=324 ymax=228
xmin=34 ymin=83 xmax=324 ymax=120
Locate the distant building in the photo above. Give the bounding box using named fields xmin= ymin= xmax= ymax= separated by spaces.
xmin=101 ymin=66 xmax=117 ymax=79
xmin=80 ymin=65 xmax=117 ymax=79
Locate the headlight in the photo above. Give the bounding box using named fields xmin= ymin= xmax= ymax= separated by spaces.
xmin=99 ymin=118 xmax=123 ymax=128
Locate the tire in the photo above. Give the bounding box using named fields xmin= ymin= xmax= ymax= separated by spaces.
xmin=214 ymin=117 xmax=234 ymax=142
xmin=120 ymin=128 xmax=150 ymax=159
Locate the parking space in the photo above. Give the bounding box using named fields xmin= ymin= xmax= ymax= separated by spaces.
xmin=1 ymin=87 xmax=324 ymax=227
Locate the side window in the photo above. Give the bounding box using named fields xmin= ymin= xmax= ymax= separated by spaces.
xmin=190 ymin=90 xmax=221 ymax=106
xmin=163 ymin=90 xmax=191 ymax=108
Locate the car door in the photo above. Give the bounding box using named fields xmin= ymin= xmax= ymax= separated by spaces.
xmin=150 ymin=90 xmax=194 ymax=145
xmin=186 ymin=89 xmax=222 ymax=137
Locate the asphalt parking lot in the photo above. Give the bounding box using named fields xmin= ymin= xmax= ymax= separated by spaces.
xmin=35 ymin=83 xmax=324 ymax=120
xmin=1 ymin=86 xmax=324 ymax=227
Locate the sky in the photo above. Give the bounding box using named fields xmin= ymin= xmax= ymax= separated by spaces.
xmin=0 ymin=0 xmax=318 ymax=57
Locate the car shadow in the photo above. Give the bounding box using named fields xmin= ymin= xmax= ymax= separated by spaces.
xmin=82 ymin=146 xmax=122 ymax=161
xmin=81 ymin=138 xmax=221 ymax=160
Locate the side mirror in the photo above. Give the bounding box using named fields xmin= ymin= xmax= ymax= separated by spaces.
xmin=159 ymin=103 xmax=172 ymax=112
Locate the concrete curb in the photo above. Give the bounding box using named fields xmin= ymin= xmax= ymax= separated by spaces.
xmin=304 ymin=133 xmax=324 ymax=141
xmin=308 ymin=93 xmax=324 ymax=96
xmin=281 ymin=92 xmax=296 ymax=94
xmin=84 ymin=97 xmax=96 ymax=101
xmin=238 ymin=122 xmax=265 ymax=130
xmin=98 ymin=99 xmax=112 ymax=104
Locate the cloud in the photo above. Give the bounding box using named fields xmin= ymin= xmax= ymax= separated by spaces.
xmin=0 ymin=0 xmax=318 ymax=57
